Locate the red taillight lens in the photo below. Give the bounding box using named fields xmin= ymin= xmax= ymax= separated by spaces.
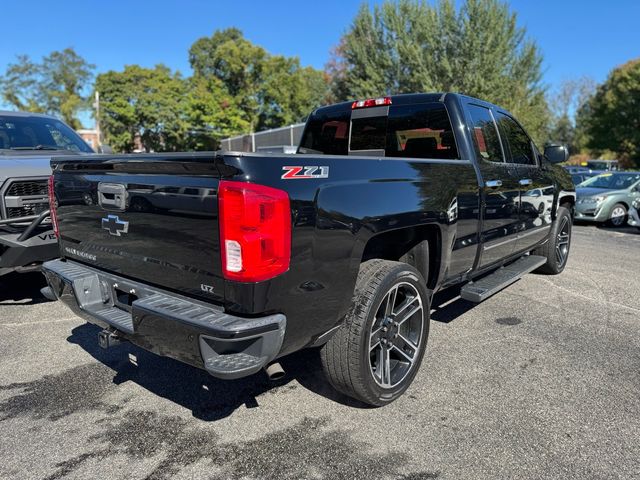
xmin=351 ymin=96 xmax=392 ymax=109
xmin=218 ymin=180 xmax=291 ymax=282
xmin=48 ymin=175 xmax=59 ymax=237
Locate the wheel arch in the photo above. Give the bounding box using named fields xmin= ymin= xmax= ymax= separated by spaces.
xmin=360 ymin=224 xmax=441 ymax=291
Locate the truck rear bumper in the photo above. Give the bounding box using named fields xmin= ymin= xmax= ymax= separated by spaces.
xmin=42 ymin=259 xmax=286 ymax=380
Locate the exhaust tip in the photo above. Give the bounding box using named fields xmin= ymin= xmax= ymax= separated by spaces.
xmin=264 ymin=362 xmax=285 ymax=381
xmin=40 ymin=286 xmax=57 ymax=302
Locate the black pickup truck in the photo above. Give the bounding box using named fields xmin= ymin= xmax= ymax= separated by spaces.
xmin=42 ymin=93 xmax=574 ymax=406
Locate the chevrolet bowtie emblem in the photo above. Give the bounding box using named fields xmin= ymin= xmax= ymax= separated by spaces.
xmin=101 ymin=215 xmax=129 ymax=236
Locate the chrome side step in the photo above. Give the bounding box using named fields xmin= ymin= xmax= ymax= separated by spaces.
xmin=460 ymin=255 xmax=546 ymax=303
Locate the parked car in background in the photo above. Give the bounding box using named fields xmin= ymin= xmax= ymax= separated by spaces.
xmin=563 ymin=165 xmax=602 ymax=186
xmin=0 ymin=111 xmax=94 ymax=276
xmin=564 ymin=166 xmax=589 ymax=174
xmin=575 ymin=172 xmax=640 ymax=227
xmin=585 ymin=159 xmax=619 ymax=171
xmin=628 ymin=197 xmax=640 ymax=230
xmin=571 ymin=171 xmax=601 ymax=186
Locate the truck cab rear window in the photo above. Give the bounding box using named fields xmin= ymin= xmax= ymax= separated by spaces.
xmin=299 ymin=103 xmax=458 ymax=160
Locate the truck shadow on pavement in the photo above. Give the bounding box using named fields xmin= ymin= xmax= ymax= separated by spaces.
xmin=65 ymin=286 xmax=476 ymax=420
xmin=0 ymin=272 xmax=50 ymax=305
xmin=430 ymin=285 xmax=478 ymax=324
xmin=66 ymin=323 xmax=364 ymax=421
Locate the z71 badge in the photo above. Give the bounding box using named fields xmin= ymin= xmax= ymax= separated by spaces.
xmin=281 ymin=166 xmax=329 ymax=180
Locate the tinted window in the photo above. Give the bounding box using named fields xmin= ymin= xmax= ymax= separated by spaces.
xmin=298 ymin=109 xmax=350 ymax=155
xmin=495 ymin=113 xmax=535 ymax=165
xmin=298 ymin=102 xmax=458 ymax=159
xmin=350 ymin=115 xmax=387 ymax=151
xmin=0 ymin=115 xmax=93 ymax=152
xmin=385 ymin=103 xmax=458 ymax=159
xmin=467 ymin=105 xmax=503 ymax=163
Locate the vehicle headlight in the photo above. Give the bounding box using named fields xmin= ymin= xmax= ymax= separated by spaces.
xmin=633 ymin=198 xmax=640 ymax=209
xmin=594 ymin=195 xmax=608 ymax=204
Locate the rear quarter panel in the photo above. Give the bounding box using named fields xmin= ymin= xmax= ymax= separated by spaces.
xmin=220 ymin=153 xmax=479 ymax=355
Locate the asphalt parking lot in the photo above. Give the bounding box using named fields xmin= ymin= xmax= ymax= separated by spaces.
xmin=1 ymin=224 xmax=639 ymax=480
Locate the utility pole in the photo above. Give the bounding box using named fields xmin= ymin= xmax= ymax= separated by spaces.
xmin=93 ymin=91 xmax=101 ymax=148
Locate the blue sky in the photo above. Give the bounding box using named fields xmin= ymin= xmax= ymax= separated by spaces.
xmin=1 ymin=0 xmax=639 ymax=126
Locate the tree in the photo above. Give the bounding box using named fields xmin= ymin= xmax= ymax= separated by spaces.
xmin=548 ymin=77 xmax=595 ymax=153
xmin=189 ymin=28 xmax=330 ymax=131
xmin=328 ymin=0 xmax=549 ymax=145
xmin=95 ymin=65 xmax=190 ymax=153
xmin=185 ymin=76 xmax=250 ymax=150
xmin=577 ymin=59 xmax=640 ymax=167
xmin=0 ymin=48 xmax=94 ymax=129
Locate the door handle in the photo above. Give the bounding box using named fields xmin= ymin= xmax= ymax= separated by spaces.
xmin=519 ymin=179 xmax=533 ymax=186
xmin=485 ymin=179 xmax=502 ymax=188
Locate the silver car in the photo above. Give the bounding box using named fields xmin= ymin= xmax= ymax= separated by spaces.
xmin=575 ymin=172 xmax=640 ymax=227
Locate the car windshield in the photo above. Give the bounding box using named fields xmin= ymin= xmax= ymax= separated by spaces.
xmin=578 ymin=173 xmax=640 ymax=189
xmin=0 ymin=115 xmax=93 ymax=153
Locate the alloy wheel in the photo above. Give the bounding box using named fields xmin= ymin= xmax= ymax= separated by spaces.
xmin=555 ymin=216 xmax=571 ymax=267
xmin=610 ymin=206 xmax=627 ymax=226
xmin=368 ymin=282 xmax=424 ymax=389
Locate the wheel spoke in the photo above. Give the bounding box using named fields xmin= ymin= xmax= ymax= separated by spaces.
xmin=382 ymin=347 xmax=391 ymax=387
xmin=392 ymin=344 xmax=414 ymax=364
xmin=393 ymin=331 xmax=417 ymax=361
xmin=375 ymin=346 xmax=392 ymax=387
xmin=393 ymin=294 xmax=418 ymax=318
xmin=369 ymin=327 xmax=382 ymax=351
xmin=384 ymin=285 xmax=398 ymax=318
xmin=396 ymin=304 xmax=422 ymax=326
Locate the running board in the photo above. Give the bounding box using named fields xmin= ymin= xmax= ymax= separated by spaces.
xmin=460 ymin=255 xmax=546 ymax=303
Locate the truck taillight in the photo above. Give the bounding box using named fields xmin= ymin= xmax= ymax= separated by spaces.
xmin=48 ymin=175 xmax=59 ymax=237
xmin=218 ymin=180 xmax=291 ymax=282
xmin=351 ymin=96 xmax=392 ymax=109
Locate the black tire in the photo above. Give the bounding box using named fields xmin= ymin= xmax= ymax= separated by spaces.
xmin=129 ymin=197 xmax=153 ymax=213
xmin=82 ymin=192 xmax=94 ymax=206
xmin=607 ymin=203 xmax=628 ymax=228
xmin=320 ymin=259 xmax=430 ymax=406
xmin=534 ymin=205 xmax=572 ymax=275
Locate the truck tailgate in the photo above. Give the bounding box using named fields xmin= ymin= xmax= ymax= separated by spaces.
xmin=52 ymin=154 xmax=225 ymax=304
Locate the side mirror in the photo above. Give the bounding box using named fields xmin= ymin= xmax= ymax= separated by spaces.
xmin=98 ymin=144 xmax=114 ymax=154
xmin=544 ymin=144 xmax=569 ymax=164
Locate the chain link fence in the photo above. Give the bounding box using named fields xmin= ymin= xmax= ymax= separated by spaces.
xmin=220 ymin=123 xmax=305 ymax=153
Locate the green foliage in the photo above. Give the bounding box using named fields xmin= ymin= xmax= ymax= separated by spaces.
xmin=0 ymin=48 xmax=94 ymax=129
xmin=577 ymin=59 xmax=640 ymax=167
xmin=189 ymin=28 xmax=330 ymax=131
xmin=330 ymin=0 xmax=549 ymax=145
xmin=185 ymin=76 xmax=250 ymax=150
xmin=95 ymin=65 xmax=191 ymax=153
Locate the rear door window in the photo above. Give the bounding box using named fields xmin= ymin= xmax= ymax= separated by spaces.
xmin=384 ymin=103 xmax=458 ymax=160
xmin=298 ymin=109 xmax=350 ymax=155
